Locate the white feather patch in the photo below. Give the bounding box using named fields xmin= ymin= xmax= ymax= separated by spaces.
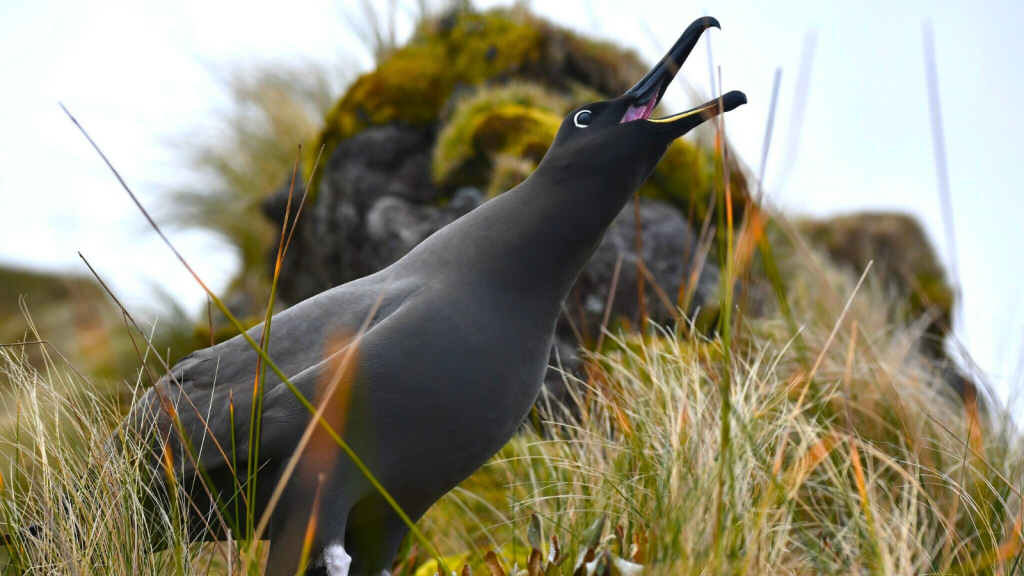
xmin=323 ymin=545 xmax=352 ymax=576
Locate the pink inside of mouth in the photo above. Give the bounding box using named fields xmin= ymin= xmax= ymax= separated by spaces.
xmin=621 ymin=86 xmax=661 ymax=123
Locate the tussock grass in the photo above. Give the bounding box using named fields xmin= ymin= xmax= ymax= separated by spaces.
xmin=3 ymin=241 xmax=1019 ymax=575
xmin=0 ymin=342 xmax=217 ymax=575
xmin=417 ymin=243 xmax=1023 ymax=575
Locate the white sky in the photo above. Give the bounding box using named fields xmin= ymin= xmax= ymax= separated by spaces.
xmin=1 ymin=0 xmax=1021 ymax=399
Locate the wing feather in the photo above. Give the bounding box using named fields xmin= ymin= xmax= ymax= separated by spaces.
xmin=127 ymin=273 xmax=413 ymax=475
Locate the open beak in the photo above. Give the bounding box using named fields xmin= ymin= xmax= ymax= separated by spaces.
xmin=621 ymin=17 xmax=747 ymax=137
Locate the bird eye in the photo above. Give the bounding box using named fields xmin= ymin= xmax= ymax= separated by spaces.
xmin=574 ymin=110 xmax=592 ymax=128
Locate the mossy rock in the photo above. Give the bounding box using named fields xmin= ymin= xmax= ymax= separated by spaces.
xmin=640 ymin=141 xmax=714 ymax=216
xmin=798 ymin=212 xmax=955 ymax=355
xmin=433 ymin=83 xmax=567 ymax=188
xmin=798 ymin=212 xmax=948 ymax=296
xmin=652 ymin=145 xmax=751 ymax=225
xmin=333 ymin=10 xmax=546 ymax=138
xmin=303 ymin=5 xmax=746 ymax=210
xmin=306 ymin=8 xmax=650 ymax=197
xmin=321 ymin=43 xmax=452 ymax=143
xmin=910 ymin=272 xmax=955 ymax=316
xmin=309 ymin=10 xmax=546 ymax=187
xmin=435 ymin=10 xmax=544 ymax=85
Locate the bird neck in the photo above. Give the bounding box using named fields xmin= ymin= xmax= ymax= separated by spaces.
xmin=501 ymin=167 xmax=638 ymax=291
xmin=428 ymin=156 xmax=645 ymax=325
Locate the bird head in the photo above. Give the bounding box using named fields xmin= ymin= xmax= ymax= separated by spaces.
xmin=541 ymin=17 xmax=746 ymax=191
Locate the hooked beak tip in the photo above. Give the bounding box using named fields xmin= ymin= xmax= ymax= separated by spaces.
xmin=724 ymin=90 xmax=748 ymax=110
xmin=699 ymin=16 xmax=722 ymax=32
xmin=623 ymin=16 xmax=724 ymax=116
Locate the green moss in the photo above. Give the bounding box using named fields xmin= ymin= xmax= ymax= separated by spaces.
xmin=564 ymin=81 xmax=607 ymax=107
xmin=640 ymin=141 xmax=713 ymax=213
xmin=308 ymin=10 xmax=546 ymax=192
xmin=443 ymin=11 xmax=544 ymax=85
xmin=324 ymin=44 xmax=451 ymax=140
xmin=336 ymin=11 xmax=544 ymax=138
xmin=911 ymin=273 xmax=954 ymax=314
xmin=304 ymin=7 xmax=655 ymax=200
xmin=434 ymin=83 xmax=566 ymax=188
xmin=434 ymin=83 xmax=747 ymax=210
xmin=637 ymin=140 xmax=750 ymax=227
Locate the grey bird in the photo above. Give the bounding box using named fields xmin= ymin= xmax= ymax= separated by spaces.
xmin=132 ymin=17 xmax=746 ymax=576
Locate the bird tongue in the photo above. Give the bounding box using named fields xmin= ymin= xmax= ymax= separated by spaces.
xmin=620 ymin=81 xmax=662 ymax=123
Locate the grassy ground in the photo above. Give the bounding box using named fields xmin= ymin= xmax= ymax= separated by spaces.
xmin=0 ymin=220 xmax=1019 ymax=575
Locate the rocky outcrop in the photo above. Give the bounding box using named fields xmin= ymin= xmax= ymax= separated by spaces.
xmin=798 ymin=213 xmax=954 ymax=358
xmin=563 ymin=199 xmax=719 ymax=342
xmin=798 ymin=213 xmax=976 ymax=402
xmin=265 ymin=125 xmax=442 ymax=304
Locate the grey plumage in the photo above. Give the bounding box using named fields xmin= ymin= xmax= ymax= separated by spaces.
xmin=129 ymin=17 xmax=746 ymax=576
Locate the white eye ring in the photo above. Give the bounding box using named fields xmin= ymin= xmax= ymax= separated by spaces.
xmin=574 ymin=110 xmax=592 ymax=128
